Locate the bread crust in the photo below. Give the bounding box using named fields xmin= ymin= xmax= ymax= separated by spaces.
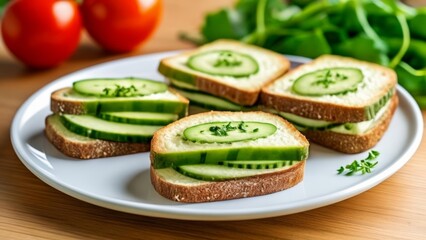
xmin=303 ymin=93 xmax=399 ymax=153
xmin=150 ymin=161 xmax=305 ymax=203
xmin=45 ymin=115 xmax=150 ymax=159
xmin=159 ymin=40 xmax=291 ymax=106
xmin=261 ymin=55 xmax=397 ymax=122
xmin=51 ymin=88 xmax=88 ymax=114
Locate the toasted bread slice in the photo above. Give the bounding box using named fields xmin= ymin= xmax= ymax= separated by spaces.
xmin=261 ymin=55 xmax=397 ymax=122
xmin=51 ymin=87 xmax=189 ymax=117
xmin=45 ymin=114 xmax=150 ymax=159
xmin=159 ymin=39 xmax=290 ymax=106
xmin=150 ymin=111 xmax=309 ymax=202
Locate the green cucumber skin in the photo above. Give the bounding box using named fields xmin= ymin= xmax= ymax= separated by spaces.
xmin=186 ymin=50 xmax=259 ymax=78
xmin=365 ymin=88 xmax=395 ymax=120
xmin=72 ymin=78 xmax=168 ymax=97
xmin=183 ymin=121 xmax=277 ymax=143
xmin=98 ymin=112 xmax=178 ymax=125
xmin=152 ymin=146 xmax=308 ymax=169
xmin=174 ymin=164 xmax=268 ymax=181
xmin=173 ymin=87 xmax=254 ymax=111
xmin=71 ymin=98 xmax=188 ymax=118
xmin=158 ymin=62 xmax=197 ymax=86
xmin=222 ymin=160 xmax=295 ymax=169
xmin=292 ymin=68 xmax=363 ymax=96
xmin=60 ymin=115 xmax=161 ymax=143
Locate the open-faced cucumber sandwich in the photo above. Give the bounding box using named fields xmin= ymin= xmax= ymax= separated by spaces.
xmin=262 ymin=55 xmax=398 ymax=153
xmin=45 ymin=77 xmax=189 ymax=159
xmin=158 ymin=39 xmax=290 ymax=111
xmin=150 ymin=111 xmax=309 ymax=203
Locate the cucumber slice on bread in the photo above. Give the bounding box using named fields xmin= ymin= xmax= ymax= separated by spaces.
xmin=45 ymin=114 xmax=150 ymax=159
xmin=60 ymin=114 xmax=162 ymax=143
xmin=175 ymin=163 xmax=297 ymax=181
xmin=183 ymin=121 xmax=276 ymax=143
xmin=98 ymin=112 xmax=178 ymax=125
xmin=187 ymin=50 xmax=259 ymax=77
xmin=292 ymin=67 xmax=363 ymax=96
xmin=221 ymin=160 xmax=295 ymax=169
xmin=51 ymin=87 xmax=189 ymax=117
xmin=73 ymin=78 xmax=168 ymax=97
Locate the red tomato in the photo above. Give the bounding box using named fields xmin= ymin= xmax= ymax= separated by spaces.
xmin=1 ymin=0 xmax=82 ymax=68
xmin=80 ymin=0 xmax=162 ymax=53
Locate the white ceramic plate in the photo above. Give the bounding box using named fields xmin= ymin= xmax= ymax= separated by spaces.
xmin=11 ymin=52 xmax=423 ymax=221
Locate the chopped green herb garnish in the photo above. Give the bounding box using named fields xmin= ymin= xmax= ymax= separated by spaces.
xmin=102 ymin=84 xmax=139 ymax=97
xmin=337 ymin=150 xmax=380 ymax=176
xmin=238 ymin=121 xmax=247 ymax=132
xmin=253 ymin=128 xmax=259 ymax=133
xmin=214 ymin=51 xmax=242 ymax=67
xmin=313 ymin=70 xmax=349 ymax=89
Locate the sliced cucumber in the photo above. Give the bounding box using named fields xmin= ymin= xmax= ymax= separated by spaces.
xmin=98 ymin=112 xmax=178 ymax=125
xmin=168 ymin=78 xmax=199 ymax=91
xmin=73 ymin=78 xmax=167 ymax=97
xmin=60 ymin=114 xmax=162 ymax=142
xmin=278 ymin=112 xmax=336 ymax=129
xmin=62 ymin=90 xmax=188 ymax=117
xmin=187 ymin=50 xmax=259 ymax=77
xmin=292 ymin=68 xmax=363 ymax=96
xmin=175 ymin=164 xmax=291 ymax=181
xmin=174 ymin=88 xmax=246 ymax=111
xmin=152 ymin=146 xmax=309 ymax=168
xmin=221 ymin=160 xmax=295 ymax=169
xmin=183 ymin=121 xmax=276 ymax=143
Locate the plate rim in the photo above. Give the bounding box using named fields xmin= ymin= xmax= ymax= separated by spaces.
xmin=10 ymin=52 xmax=424 ymax=221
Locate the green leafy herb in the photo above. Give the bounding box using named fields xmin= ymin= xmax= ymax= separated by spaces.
xmin=337 ymin=150 xmax=380 ymax=176
xmin=102 ymin=84 xmax=139 ymax=97
xmin=312 ymin=70 xmax=349 ymax=89
xmin=208 ymin=121 xmax=250 ymax=136
xmin=209 ymin=122 xmax=237 ymax=136
xmin=214 ymin=51 xmax=243 ymax=67
xmin=238 ymin=121 xmax=247 ymax=132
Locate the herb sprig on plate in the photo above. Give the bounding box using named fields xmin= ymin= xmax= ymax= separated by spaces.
xmin=337 ymin=150 xmax=380 ymax=176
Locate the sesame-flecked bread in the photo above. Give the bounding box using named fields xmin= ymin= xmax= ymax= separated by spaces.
xmin=158 ymin=39 xmax=291 ymax=106
xmin=45 ymin=114 xmax=150 ymax=159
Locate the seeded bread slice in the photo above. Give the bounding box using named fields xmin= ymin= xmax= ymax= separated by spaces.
xmin=261 ymin=55 xmax=397 ymax=122
xmin=45 ymin=114 xmax=150 ymax=159
xmin=51 ymin=87 xmax=189 ymax=117
xmin=158 ymin=39 xmax=290 ymax=106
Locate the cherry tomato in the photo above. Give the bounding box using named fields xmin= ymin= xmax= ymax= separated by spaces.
xmin=1 ymin=0 xmax=82 ymax=68
xmin=80 ymin=0 xmax=162 ymax=53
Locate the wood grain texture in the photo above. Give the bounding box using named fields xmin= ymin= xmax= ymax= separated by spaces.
xmin=1 ymin=0 xmax=426 ymax=239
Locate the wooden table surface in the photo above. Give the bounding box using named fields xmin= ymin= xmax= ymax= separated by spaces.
xmin=1 ymin=1 xmax=425 ymax=239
